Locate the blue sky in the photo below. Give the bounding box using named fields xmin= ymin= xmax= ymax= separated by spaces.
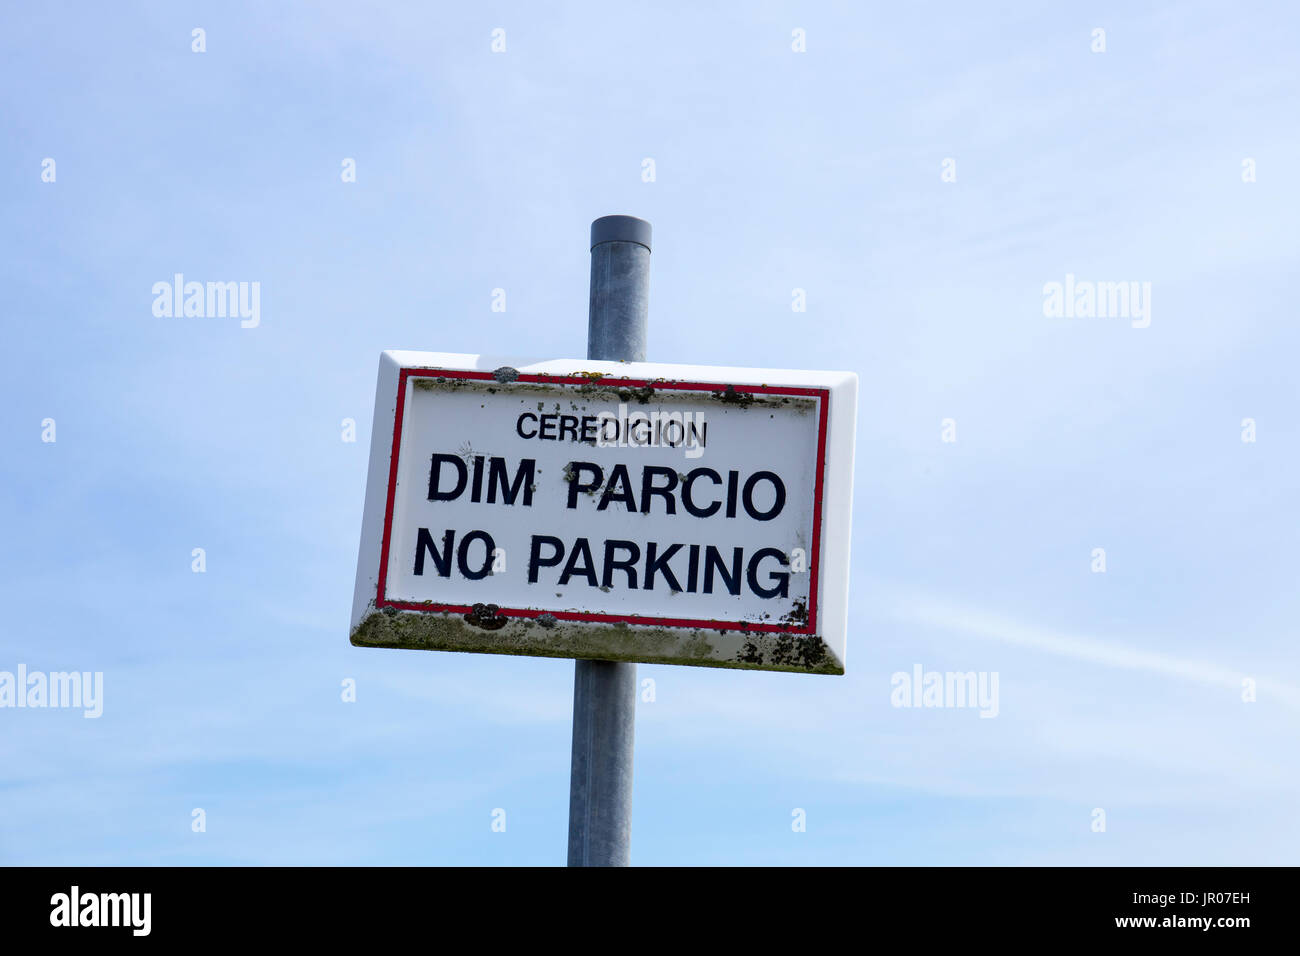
xmin=1 ymin=1 xmax=1297 ymax=865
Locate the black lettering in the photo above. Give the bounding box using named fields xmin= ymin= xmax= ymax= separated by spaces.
xmin=742 ymin=471 xmax=786 ymax=521
xmin=598 ymin=464 xmax=637 ymax=512
xmin=414 ymin=528 xmax=454 ymax=576
xmin=527 ymin=535 xmax=565 ymax=583
xmin=566 ymin=462 xmax=603 ymax=509
xmin=428 ymin=453 xmax=468 ymax=501
xmin=559 ymin=537 xmax=598 ymax=587
xmin=457 ymin=530 xmax=495 ymax=580
xmin=703 ymin=545 xmax=742 ymax=595
xmin=602 ymin=539 xmax=641 ymax=589
xmin=643 ymin=542 xmax=683 ymax=591
xmin=516 ymin=412 xmax=538 ymax=439
xmin=640 ymin=466 xmax=678 ymax=515
xmin=539 ymin=414 xmax=558 ymax=440
xmin=488 ymin=456 xmax=536 ymax=506
xmin=746 ymin=547 xmax=790 ymax=598
xmin=470 ymin=455 xmax=485 ymax=503
xmin=682 ymin=468 xmax=722 ymax=518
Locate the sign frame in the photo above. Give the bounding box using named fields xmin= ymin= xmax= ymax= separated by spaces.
xmin=351 ymin=350 xmax=857 ymax=674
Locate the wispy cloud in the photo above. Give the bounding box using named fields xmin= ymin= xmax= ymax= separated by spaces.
xmin=888 ymin=594 xmax=1300 ymax=710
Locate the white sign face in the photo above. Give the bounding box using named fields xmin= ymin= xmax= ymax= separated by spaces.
xmin=351 ymin=351 xmax=857 ymax=674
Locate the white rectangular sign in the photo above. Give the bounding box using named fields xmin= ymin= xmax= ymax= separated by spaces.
xmin=351 ymin=351 xmax=857 ymax=673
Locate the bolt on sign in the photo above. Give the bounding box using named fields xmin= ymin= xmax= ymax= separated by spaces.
xmin=351 ymin=352 xmax=858 ymax=673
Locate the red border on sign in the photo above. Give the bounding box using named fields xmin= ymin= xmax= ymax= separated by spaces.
xmin=374 ymin=368 xmax=829 ymax=635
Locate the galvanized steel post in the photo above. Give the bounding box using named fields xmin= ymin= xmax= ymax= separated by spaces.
xmin=567 ymin=215 xmax=651 ymax=866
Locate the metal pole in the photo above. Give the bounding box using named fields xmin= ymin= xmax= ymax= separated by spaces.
xmin=567 ymin=215 xmax=651 ymax=866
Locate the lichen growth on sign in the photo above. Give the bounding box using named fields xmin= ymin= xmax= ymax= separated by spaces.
xmin=350 ymin=604 xmax=841 ymax=675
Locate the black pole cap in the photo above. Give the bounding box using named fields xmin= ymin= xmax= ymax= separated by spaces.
xmin=591 ymin=215 xmax=652 ymax=252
